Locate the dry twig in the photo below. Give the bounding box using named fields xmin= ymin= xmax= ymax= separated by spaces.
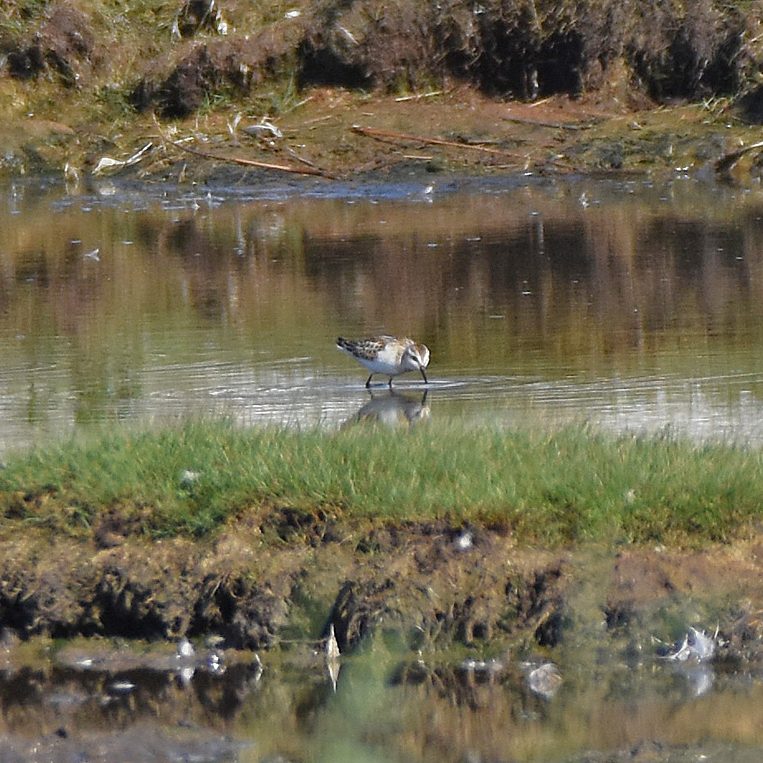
xmin=351 ymin=125 xmax=523 ymax=160
xmin=502 ymin=115 xmax=599 ymax=131
xmin=164 ymin=135 xmax=338 ymax=179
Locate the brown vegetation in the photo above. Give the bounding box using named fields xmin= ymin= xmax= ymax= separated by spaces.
xmin=5 ymin=3 xmax=99 ymax=86
xmin=2 ymin=1 xmax=763 ymax=117
xmin=0 ymin=1 xmax=762 ymax=178
xmin=298 ymin=0 xmax=757 ymax=102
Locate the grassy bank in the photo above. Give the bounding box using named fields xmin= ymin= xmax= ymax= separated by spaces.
xmin=1 ymin=420 xmax=760 ymax=545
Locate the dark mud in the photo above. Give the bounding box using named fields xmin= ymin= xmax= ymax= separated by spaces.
xmin=2 ymin=510 xmax=762 ymax=667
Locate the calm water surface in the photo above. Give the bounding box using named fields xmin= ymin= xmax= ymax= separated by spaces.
xmin=1 ymin=643 xmax=762 ymax=763
xmin=1 ymin=174 xmax=763 ymax=453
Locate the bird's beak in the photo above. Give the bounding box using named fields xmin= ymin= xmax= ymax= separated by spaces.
xmin=420 ymin=368 xmax=428 ymax=384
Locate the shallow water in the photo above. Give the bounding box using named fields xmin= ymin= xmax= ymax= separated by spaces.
xmin=1 ymin=641 xmax=762 ymax=763
xmin=2 ymin=174 xmax=763 ymax=453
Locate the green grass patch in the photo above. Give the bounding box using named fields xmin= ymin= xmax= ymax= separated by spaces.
xmin=0 ymin=420 xmax=761 ymax=545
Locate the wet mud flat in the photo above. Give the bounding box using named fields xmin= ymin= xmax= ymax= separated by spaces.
xmin=1 ymin=513 xmax=763 ymax=762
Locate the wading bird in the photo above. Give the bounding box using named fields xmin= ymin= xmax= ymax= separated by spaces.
xmin=336 ymin=335 xmax=430 ymax=387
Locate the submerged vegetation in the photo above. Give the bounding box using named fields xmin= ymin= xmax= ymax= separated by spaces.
xmin=1 ymin=420 xmax=761 ymax=545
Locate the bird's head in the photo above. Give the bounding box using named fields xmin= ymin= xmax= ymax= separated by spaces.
xmin=403 ymin=342 xmax=430 ymax=371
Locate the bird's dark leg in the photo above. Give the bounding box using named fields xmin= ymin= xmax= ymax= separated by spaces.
xmin=388 ymin=377 xmax=393 ymax=388
xmin=365 ymin=374 xmax=373 ymax=388
xmin=420 ymin=368 xmax=428 ymax=384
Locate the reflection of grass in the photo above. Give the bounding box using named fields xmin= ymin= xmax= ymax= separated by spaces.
xmin=0 ymin=420 xmax=760 ymax=544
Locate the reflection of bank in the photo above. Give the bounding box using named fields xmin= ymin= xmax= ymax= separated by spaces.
xmin=342 ymin=390 xmax=430 ymax=429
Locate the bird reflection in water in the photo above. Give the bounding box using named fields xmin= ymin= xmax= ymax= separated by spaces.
xmin=342 ymin=390 xmax=430 ymax=429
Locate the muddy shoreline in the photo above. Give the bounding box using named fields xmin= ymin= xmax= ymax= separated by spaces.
xmin=3 ymin=9 xmax=763 ymax=185
xmin=11 ymin=85 xmax=763 ymax=189
xmin=2 ymin=510 xmax=762 ymax=666
xmin=3 ymin=0 xmax=763 ymax=184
